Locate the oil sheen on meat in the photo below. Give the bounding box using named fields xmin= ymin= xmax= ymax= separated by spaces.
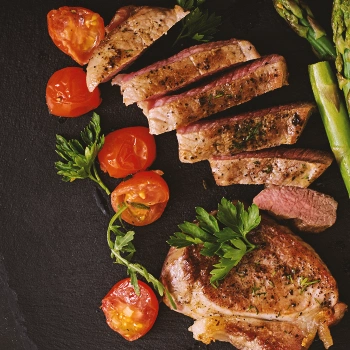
xmin=160 ymin=215 xmax=347 ymax=349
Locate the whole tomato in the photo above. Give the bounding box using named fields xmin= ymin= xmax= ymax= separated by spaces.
xmin=98 ymin=126 xmax=156 ymax=178
xmin=46 ymin=67 xmax=101 ymax=117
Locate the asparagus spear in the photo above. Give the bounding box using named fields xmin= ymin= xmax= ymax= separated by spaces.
xmin=273 ymin=0 xmax=336 ymax=60
xmin=332 ymin=0 xmax=350 ymax=111
xmin=309 ymin=61 xmax=350 ymax=196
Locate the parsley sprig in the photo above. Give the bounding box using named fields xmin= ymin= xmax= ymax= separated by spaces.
xmin=167 ymin=198 xmax=261 ymax=286
xmin=55 ymin=113 xmax=110 ymax=195
xmin=107 ymin=205 xmax=176 ymax=307
xmin=174 ymin=0 xmax=222 ymax=45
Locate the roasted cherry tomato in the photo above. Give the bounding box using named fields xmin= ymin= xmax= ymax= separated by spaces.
xmin=46 ymin=67 xmax=102 ymax=117
xmin=47 ymin=6 xmax=105 ymax=65
xmin=111 ymin=171 xmax=169 ymax=226
xmin=98 ymin=126 xmax=156 ymax=179
xmin=101 ymin=278 xmax=159 ymax=341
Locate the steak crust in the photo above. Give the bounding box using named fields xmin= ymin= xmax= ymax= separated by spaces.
xmin=86 ymin=6 xmax=188 ymax=92
xmin=209 ymin=147 xmax=333 ymax=187
xmin=113 ymin=39 xmax=260 ymax=105
xmin=160 ymin=215 xmax=346 ymax=349
xmin=177 ymin=102 xmax=315 ymax=163
xmin=139 ymin=54 xmax=288 ymax=134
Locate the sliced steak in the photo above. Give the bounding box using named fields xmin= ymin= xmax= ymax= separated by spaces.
xmin=177 ymin=102 xmax=315 ymax=163
xmin=86 ymin=6 xmax=188 ymax=92
xmin=113 ymin=39 xmax=260 ymax=105
xmin=138 ymin=54 xmax=289 ymax=134
xmin=253 ymin=186 xmax=338 ymax=233
xmin=210 ymin=147 xmax=333 ymax=187
xmin=161 ymin=214 xmax=346 ymax=349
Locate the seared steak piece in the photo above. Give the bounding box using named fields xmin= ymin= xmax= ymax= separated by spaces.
xmin=177 ymin=102 xmax=315 ymax=163
xmin=113 ymin=39 xmax=260 ymax=105
xmin=161 ymin=215 xmax=347 ymax=349
xmin=138 ymin=54 xmax=288 ymax=135
xmin=86 ymin=6 xmax=188 ymax=92
xmin=190 ymin=308 xmax=346 ymax=350
xmin=253 ymin=186 xmax=338 ymax=233
xmin=210 ymin=147 xmax=333 ymax=187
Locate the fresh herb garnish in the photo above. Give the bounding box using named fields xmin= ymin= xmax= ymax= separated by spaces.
xmin=107 ymin=205 xmax=176 ymax=308
xmin=174 ymin=0 xmax=222 ymax=45
xmin=167 ymin=198 xmax=261 ymax=287
xmin=55 ymin=113 xmax=110 ymax=195
xmin=299 ymin=277 xmax=320 ymax=292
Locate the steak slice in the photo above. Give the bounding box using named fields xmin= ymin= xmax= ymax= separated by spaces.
xmin=177 ymin=102 xmax=315 ymax=163
xmin=209 ymin=147 xmax=333 ymax=187
xmin=113 ymin=39 xmax=260 ymax=105
xmin=160 ymin=214 xmax=347 ymax=349
xmin=253 ymin=186 xmax=338 ymax=233
xmin=86 ymin=6 xmax=188 ymax=92
xmin=138 ymin=54 xmax=288 ymax=135
xmin=190 ymin=306 xmax=346 ymax=350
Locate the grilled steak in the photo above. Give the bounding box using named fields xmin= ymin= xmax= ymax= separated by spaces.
xmin=210 ymin=147 xmax=333 ymax=187
xmin=138 ymin=54 xmax=288 ymax=135
xmin=113 ymin=39 xmax=260 ymax=105
xmin=161 ymin=215 xmax=347 ymax=349
xmin=86 ymin=6 xmax=188 ymax=92
xmin=253 ymin=186 xmax=338 ymax=233
xmin=177 ymin=102 xmax=315 ymax=163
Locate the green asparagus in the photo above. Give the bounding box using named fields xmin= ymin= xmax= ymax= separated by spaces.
xmin=332 ymin=0 xmax=350 ymax=112
xmin=309 ymin=61 xmax=350 ymax=196
xmin=273 ymin=0 xmax=336 ymax=60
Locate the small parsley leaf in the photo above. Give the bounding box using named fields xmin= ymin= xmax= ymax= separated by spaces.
xmin=174 ymin=0 xmax=221 ymax=45
xmin=55 ymin=113 xmax=110 ymax=195
xmin=167 ymin=198 xmax=261 ymax=287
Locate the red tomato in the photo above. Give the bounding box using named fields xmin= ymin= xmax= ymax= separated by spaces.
xmin=46 ymin=67 xmax=102 ymax=117
xmin=101 ymin=278 xmax=159 ymax=341
xmin=111 ymin=171 xmax=169 ymax=226
xmin=47 ymin=6 xmax=105 ymax=65
xmin=98 ymin=126 xmax=156 ymax=179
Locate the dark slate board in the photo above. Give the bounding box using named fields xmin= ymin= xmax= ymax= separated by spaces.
xmin=0 ymin=0 xmax=349 ymax=349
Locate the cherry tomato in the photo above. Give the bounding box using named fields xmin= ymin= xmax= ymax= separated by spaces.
xmin=98 ymin=126 xmax=156 ymax=179
xmin=47 ymin=6 xmax=105 ymax=65
xmin=46 ymin=67 xmax=102 ymax=117
xmin=111 ymin=171 xmax=169 ymax=226
xmin=101 ymin=278 xmax=159 ymax=341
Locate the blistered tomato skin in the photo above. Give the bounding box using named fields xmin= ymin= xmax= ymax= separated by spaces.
xmin=101 ymin=278 xmax=159 ymax=341
xmin=111 ymin=171 xmax=170 ymax=226
xmin=98 ymin=126 xmax=156 ymax=178
xmin=47 ymin=6 xmax=105 ymax=65
xmin=46 ymin=67 xmax=102 ymax=117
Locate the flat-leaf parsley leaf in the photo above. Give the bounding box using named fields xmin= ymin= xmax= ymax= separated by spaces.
xmin=55 ymin=112 xmax=110 ymax=195
xmin=174 ymin=0 xmax=222 ymax=45
xmin=167 ymin=198 xmax=261 ymax=287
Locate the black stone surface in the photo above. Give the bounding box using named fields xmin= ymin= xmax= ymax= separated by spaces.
xmin=0 ymin=0 xmax=349 ymax=349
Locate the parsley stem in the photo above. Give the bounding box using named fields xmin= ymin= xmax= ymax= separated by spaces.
xmin=90 ymin=163 xmax=110 ymax=195
xmin=107 ymin=204 xmax=127 ymax=248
